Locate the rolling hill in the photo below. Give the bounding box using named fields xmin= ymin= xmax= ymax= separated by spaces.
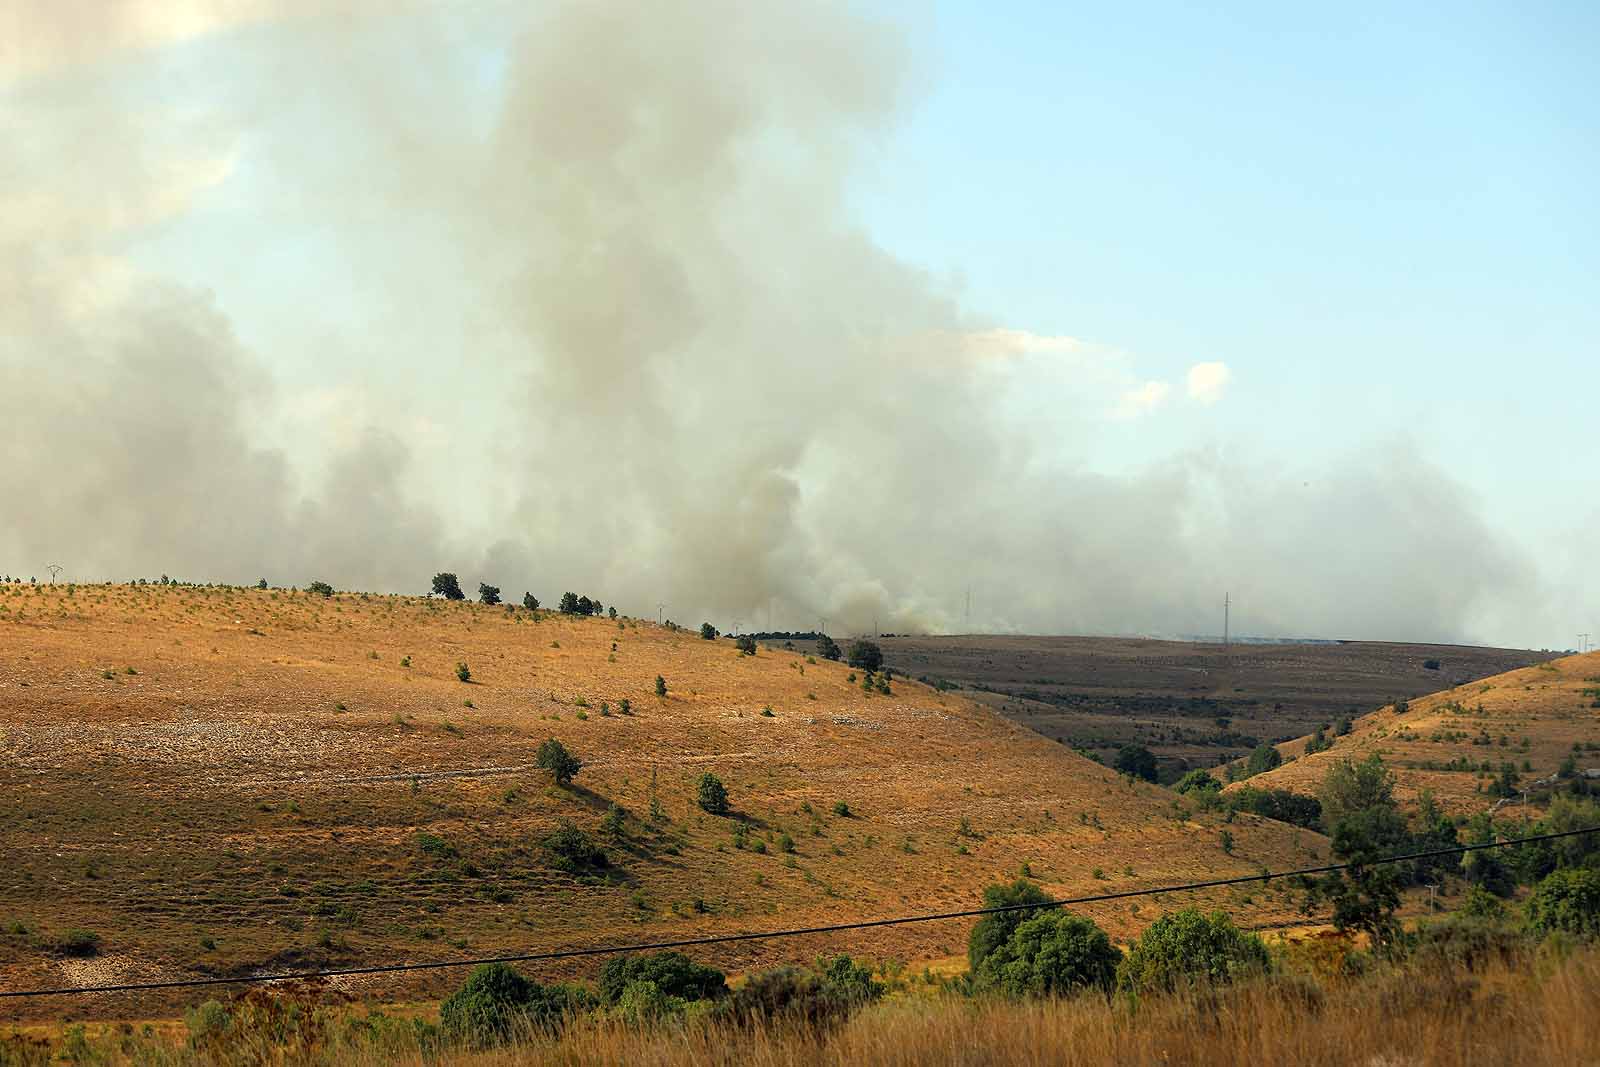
xmin=874 ymin=634 xmax=1553 ymax=777
xmin=0 ymin=582 xmax=1325 ymax=1021
xmin=1233 ymin=650 xmax=1600 ymax=815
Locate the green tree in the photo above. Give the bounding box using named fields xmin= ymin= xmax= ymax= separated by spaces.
xmin=1525 ymin=868 xmax=1600 ymax=938
xmin=846 ymin=640 xmax=883 ymax=672
xmin=522 ymin=592 xmax=539 ymax=611
xmin=697 ymin=773 xmax=729 ymax=815
xmin=439 ymin=963 xmax=592 ymax=1047
xmin=967 ymin=879 xmax=1055 ymax=972
xmin=1317 ymin=754 xmax=1395 ymax=830
xmin=537 ymin=738 xmax=582 ymax=786
xmin=598 ymin=952 xmax=726 ymax=1006
xmin=817 ymin=634 xmax=842 ymax=661
xmin=1242 ymin=744 xmax=1283 ymax=779
xmin=478 ymin=583 xmax=501 ymax=606
xmin=307 ymin=580 xmax=334 ymax=598
xmin=736 ymin=634 xmax=757 ymax=655
xmin=655 ymin=675 xmax=667 ymax=698
xmin=432 ymin=573 xmax=465 ymax=600
xmin=1115 ymin=909 xmax=1269 ymax=996
xmin=975 ymin=911 xmax=1121 ymax=998
xmin=1174 ymin=769 xmax=1222 ymax=795
xmin=1114 ymin=744 xmax=1158 ymax=782
xmin=559 ymin=592 xmax=581 ymax=614
xmin=700 ymin=622 xmax=719 ymax=640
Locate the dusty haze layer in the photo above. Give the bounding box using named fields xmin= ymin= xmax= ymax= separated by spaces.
xmin=0 ymin=1 xmax=1554 ymax=644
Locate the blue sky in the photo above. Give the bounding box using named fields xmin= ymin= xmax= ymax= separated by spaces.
xmin=855 ymin=1 xmax=1598 ymax=489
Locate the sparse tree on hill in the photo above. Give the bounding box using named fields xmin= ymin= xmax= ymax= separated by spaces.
xmin=608 ymin=606 xmax=617 ymax=619
xmin=696 ymin=773 xmax=729 ymax=815
xmin=255 ymin=578 xmax=268 ymax=590
xmin=478 ymin=583 xmax=501 ymax=606
xmin=817 ymin=634 xmax=842 ymax=661
xmin=559 ymin=592 xmax=581 ymax=614
xmin=577 ymin=595 xmax=594 ymax=616
xmin=523 ymin=592 xmax=539 ymax=611
xmin=432 ymin=573 xmax=465 ymax=600
xmin=1114 ymin=744 xmax=1158 ymax=783
xmin=846 ymin=640 xmax=882 ymax=672
xmin=537 ymin=738 xmax=582 ymax=786
xmin=968 ymin=879 xmax=1055 ymax=972
xmin=736 ymin=634 xmax=757 ymax=656
xmin=655 ymin=675 xmax=667 ymax=698
xmin=307 ymin=580 xmax=334 ymax=598
xmin=700 ymin=622 xmax=719 ymax=640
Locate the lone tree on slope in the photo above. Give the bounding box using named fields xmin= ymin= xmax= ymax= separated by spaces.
xmin=478 ymin=583 xmax=502 ymax=606
xmin=432 ymin=573 xmax=465 ymax=600
xmin=847 ymin=640 xmax=883 ymax=672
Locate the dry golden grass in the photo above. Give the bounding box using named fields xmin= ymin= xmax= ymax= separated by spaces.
xmin=1236 ymin=651 xmax=1600 ymax=815
xmin=8 ymin=944 xmax=1599 ymax=1066
xmin=0 ymin=583 xmax=1326 ymax=1023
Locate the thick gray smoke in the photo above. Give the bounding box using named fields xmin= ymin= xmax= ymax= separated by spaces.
xmin=0 ymin=1 xmax=1547 ymax=644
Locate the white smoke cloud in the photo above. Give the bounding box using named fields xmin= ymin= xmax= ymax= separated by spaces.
xmin=0 ymin=1 xmax=1550 ymax=645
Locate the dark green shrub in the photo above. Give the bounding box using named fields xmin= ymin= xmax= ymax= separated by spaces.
xmin=541 ymin=821 xmax=609 ymax=874
xmin=1174 ymin=769 xmax=1221 ymax=795
xmin=597 ymin=951 xmax=726 ymax=1005
xmin=697 ymin=774 xmax=729 ymax=815
xmin=1241 ymin=744 xmax=1283 ymax=779
xmin=1226 ymin=787 xmax=1322 ymax=830
xmin=478 ymin=583 xmax=501 ymax=606
xmin=559 ymin=592 xmax=581 ymax=614
xmin=53 ymin=929 xmax=101 ymax=957
xmin=736 ymin=634 xmax=757 ymax=655
xmin=1410 ymin=914 xmax=1526 ymax=970
xmin=439 ymin=963 xmax=592 ymax=1047
xmin=431 ymin=573 xmax=465 ymax=600
xmin=1114 ymin=744 xmax=1158 ymax=782
xmin=718 ymin=955 xmax=881 ymax=1027
xmin=968 ymin=879 xmax=1055 ymax=971
xmin=655 ymin=676 xmax=667 ymax=698
xmin=975 ymin=911 xmax=1120 ymax=998
xmin=307 ymin=580 xmax=334 ymax=598
xmin=522 ymin=592 xmax=539 ymax=611
xmin=1115 ymin=909 xmax=1269 ymax=996
xmin=846 ymin=641 xmax=882 ymax=672
xmin=1423 ymin=659 xmax=1441 ymax=671
xmin=537 ymin=738 xmax=582 ymax=786
xmin=454 ymin=661 xmax=471 ymax=683
xmin=1525 ymin=868 xmax=1600 ymax=938
xmin=817 ymin=635 xmax=842 ymax=661
xmin=701 ymin=622 xmax=719 ymax=640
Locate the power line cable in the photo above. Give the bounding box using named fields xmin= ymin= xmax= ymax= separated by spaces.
xmin=3 ymin=825 xmax=1593 ymax=1000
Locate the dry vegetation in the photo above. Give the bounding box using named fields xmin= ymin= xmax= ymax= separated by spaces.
xmin=5 ymin=942 xmax=1599 ymax=1066
xmin=0 ymin=582 xmax=1325 ymax=1023
xmin=1239 ymin=651 xmax=1600 ymax=815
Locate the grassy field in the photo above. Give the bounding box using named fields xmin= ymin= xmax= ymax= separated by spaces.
xmin=0 ymin=583 xmax=1328 ymax=1023
xmin=1238 ymin=650 xmax=1600 ymax=815
xmin=873 ymin=634 xmax=1552 ymax=776
xmin=4 ymin=941 xmax=1596 ymax=1066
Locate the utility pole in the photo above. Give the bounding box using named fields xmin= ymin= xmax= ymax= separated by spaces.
xmin=965 ymin=586 xmax=971 ymax=632
xmin=1580 ymin=632 xmax=1592 ymax=653
xmin=1223 ymin=592 xmax=1230 ymax=651
xmin=46 ymin=563 xmax=63 ymax=584
xmin=656 ymin=602 xmax=665 ymax=624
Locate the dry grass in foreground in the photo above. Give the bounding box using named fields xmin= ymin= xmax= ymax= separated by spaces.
xmin=8 ymin=945 xmax=1598 ymax=1066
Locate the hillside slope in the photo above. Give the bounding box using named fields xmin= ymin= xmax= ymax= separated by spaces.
xmin=1234 ymin=651 xmax=1600 ymax=815
xmin=0 ymin=583 xmax=1325 ymax=1019
xmin=876 ymin=634 xmax=1553 ymax=776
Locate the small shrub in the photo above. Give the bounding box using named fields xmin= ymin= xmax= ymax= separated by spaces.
xmin=697 ymin=774 xmax=730 ymax=815
xmin=832 ymin=801 xmax=851 ymax=817
xmin=597 ymin=953 xmax=723 ymax=1009
xmin=969 ymin=879 xmax=1055 ymax=971
xmin=53 ymin=929 xmax=102 ymax=957
xmin=455 ymin=662 xmax=471 ymax=683
xmin=718 ymin=955 xmax=881 ymax=1028
xmin=540 ymin=820 xmax=609 ymax=874
xmin=655 ymin=676 xmax=667 ymax=698
xmin=846 ymin=641 xmax=883 ymax=672
xmin=1525 ymin=868 xmax=1600 ymax=938
xmin=736 ymin=634 xmax=757 ymax=656
xmin=307 ymin=580 xmax=334 ymax=598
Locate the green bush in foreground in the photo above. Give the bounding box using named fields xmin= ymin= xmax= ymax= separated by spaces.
xmin=439 ymin=963 xmax=592 ymax=1048
xmin=968 ymin=879 xmax=1056 ymax=972
xmin=975 ymin=911 xmax=1121 ymax=998
xmin=697 ymin=773 xmax=730 ymax=815
xmin=1116 ymin=908 xmax=1270 ymax=996
xmin=598 ymin=951 xmax=726 ymax=1006
xmin=1525 ymin=868 xmax=1600 ymax=938
xmin=719 ymin=955 xmax=881 ymax=1027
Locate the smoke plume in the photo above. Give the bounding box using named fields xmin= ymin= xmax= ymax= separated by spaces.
xmin=0 ymin=1 xmax=1547 ymax=645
